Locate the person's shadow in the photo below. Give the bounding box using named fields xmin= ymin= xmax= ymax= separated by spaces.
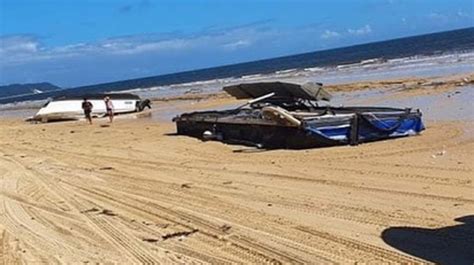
xmin=382 ymin=215 xmax=474 ymax=265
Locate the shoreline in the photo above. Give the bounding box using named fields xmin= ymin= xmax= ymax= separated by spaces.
xmin=1 ymin=72 xmax=473 ymax=123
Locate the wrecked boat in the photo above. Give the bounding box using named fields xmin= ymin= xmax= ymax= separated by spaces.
xmin=30 ymin=93 xmax=151 ymax=123
xmin=172 ymin=82 xmax=424 ymax=149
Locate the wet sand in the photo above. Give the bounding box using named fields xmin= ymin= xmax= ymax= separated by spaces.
xmin=0 ymin=74 xmax=473 ymax=264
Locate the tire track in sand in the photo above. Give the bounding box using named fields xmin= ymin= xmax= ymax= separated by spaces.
xmin=295 ymin=226 xmax=427 ymax=264
xmin=62 ymin=180 xmax=331 ymax=264
xmin=30 ymin=146 xmax=474 ymax=205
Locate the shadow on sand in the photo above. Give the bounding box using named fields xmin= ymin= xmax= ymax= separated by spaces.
xmin=382 ymin=215 xmax=474 ymax=265
xmin=163 ymin=132 xmax=179 ymax=136
xmin=164 ymin=133 xmax=271 ymax=152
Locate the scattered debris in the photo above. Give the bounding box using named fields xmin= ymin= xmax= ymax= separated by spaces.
xmin=100 ymin=124 xmax=110 ymax=128
xmin=142 ymin=238 xmax=159 ymax=243
xmin=81 ymin=207 xmax=100 ymax=213
xmin=99 ymin=167 xmax=114 ymax=170
xmin=222 ymin=181 xmax=232 ymax=185
xmin=162 ymin=229 xmax=199 ymax=241
xmin=431 ymin=150 xmax=446 ymax=158
xmin=220 ymin=224 xmax=232 ymax=233
xmin=447 ymin=91 xmax=461 ymax=98
xmin=267 ymin=203 xmax=273 ymax=207
xmin=98 ymin=209 xmax=116 ymax=216
xmin=181 ymin=183 xmax=192 ymax=189
xmin=70 ymin=130 xmax=75 ymax=134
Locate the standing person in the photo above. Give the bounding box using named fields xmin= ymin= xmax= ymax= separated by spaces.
xmin=81 ymin=98 xmax=93 ymax=124
xmin=104 ymin=96 xmax=114 ymax=123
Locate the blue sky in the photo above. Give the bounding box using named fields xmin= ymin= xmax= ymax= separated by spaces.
xmin=0 ymin=0 xmax=472 ymax=87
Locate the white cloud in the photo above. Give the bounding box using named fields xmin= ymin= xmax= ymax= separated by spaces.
xmin=0 ymin=23 xmax=273 ymax=65
xmin=320 ymin=30 xmax=341 ymax=39
xmin=0 ymin=21 xmax=330 ymax=86
xmin=426 ymin=11 xmax=473 ymax=25
xmin=0 ymin=21 xmax=376 ymax=68
xmin=222 ymin=40 xmax=251 ymax=50
xmin=0 ymin=35 xmax=40 ymax=54
xmin=348 ymin=25 xmax=372 ymax=36
xmin=456 ymin=10 xmax=472 ymax=19
xmin=428 ymin=12 xmax=448 ymax=20
xmin=102 ymin=38 xmax=192 ymax=55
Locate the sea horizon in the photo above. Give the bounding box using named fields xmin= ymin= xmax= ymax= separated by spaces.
xmin=1 ymin=26 xmax=473 ymax=105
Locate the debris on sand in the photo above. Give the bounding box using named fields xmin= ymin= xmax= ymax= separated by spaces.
xmin=162 ymin=229 xmax=199 ymax=241
xmin=220 ymin=224 xmax=232 ymax=233
xmin=431 ymin=150 xmax=446 ymax=158
xmin=81 ymin=207 xmax=100 ymax=213
xmin=98 ymin=209 xmax=117 ymax=216
xmin=222 ymin=181 xmax=232 ymax=185
xmin=142 ymin=238 xmax=159 ymax=243
xmin=181 ymin=183 xmax=192 ymax=189
xmin=99 ymin=167 xmax=114 ymax=170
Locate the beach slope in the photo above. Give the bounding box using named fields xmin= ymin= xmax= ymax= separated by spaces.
xmin=0 ymin=77 xmax=473 ymax=263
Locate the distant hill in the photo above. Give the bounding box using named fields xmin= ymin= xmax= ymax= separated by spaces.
xmin=0 ymin=82 xmax=61 ymax=99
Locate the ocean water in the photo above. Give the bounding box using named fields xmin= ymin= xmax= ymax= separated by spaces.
xmin=0 ymin=27 xmax=473 ymax=106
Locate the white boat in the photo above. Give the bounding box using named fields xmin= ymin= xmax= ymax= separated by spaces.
xmin=31 ymin=93 xmax=151 ymax=122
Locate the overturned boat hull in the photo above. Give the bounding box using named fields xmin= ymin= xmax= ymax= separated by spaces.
xmin=30 ymin=93 xmax=151 ymax=122
xmin=173 ymin=82 xmax=424 ymax=149
xmin=175 ymin=106 xmax=424 ymax=149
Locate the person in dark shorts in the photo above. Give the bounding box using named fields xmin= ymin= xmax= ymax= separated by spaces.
xmin=81 ymin=98 xmax=93 ymax=124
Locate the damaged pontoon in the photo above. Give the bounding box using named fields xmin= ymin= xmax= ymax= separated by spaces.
xmin=173 ymin=82 xmax=424 ymax=149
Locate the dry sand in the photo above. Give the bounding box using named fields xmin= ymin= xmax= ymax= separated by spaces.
xmin=0 ymin=75 xmax=473 ymax=264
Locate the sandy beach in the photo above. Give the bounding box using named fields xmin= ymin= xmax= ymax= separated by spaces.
xmin=0 ymin=74 xmax=473 ymax=264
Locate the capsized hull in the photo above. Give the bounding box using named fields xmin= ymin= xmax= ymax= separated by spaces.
xmin=174 ymin=107 xmax=424 ymax=149
xmin=176 ymin=120 xmax=340 ymax=149
xmin=30 ymin=93 xmax=150 ymax=122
